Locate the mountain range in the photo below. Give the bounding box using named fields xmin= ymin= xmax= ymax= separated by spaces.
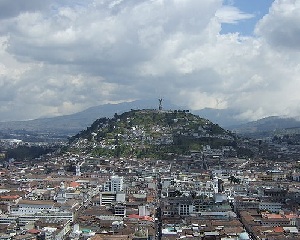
xmin=0 ymin=100 xmax=178 ymax=135
xmin=0 ymin=99 xmax=299 ymax=139
xmin=227 ymin=116 xmax=300 ymax=137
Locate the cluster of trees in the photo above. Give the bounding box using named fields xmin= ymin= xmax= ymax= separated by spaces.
xmin=5 ymin=146 xmax=55 ymax=161
xmin=228 ymin=176 xmax=241 ymax=184
xmin=272 ymin=134 xmax=300 ymax=145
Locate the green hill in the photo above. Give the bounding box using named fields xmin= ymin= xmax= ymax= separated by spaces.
xmin=68 ymin=109 xmax=236 ymax=159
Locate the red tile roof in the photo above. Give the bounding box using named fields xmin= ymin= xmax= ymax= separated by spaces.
xmin=0 ymin=195 xmax=20 ymax=200
xmin=27 ymin=229 xmax=40 ymax=234
xmin=273 ymin=226 xmax=284 ymax=233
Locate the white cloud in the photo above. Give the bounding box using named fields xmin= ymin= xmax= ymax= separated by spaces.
xmin=0 ymin=0 xmax=299 ymax=122
xmin=255 ymin=0 xmax=300 ymax=51
xmin=215 ymin=5 xmax=254 ymax=24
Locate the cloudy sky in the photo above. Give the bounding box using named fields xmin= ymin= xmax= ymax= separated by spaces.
xmin=0 ymin=0 xmax=299 ymax=122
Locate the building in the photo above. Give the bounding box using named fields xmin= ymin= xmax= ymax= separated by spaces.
xmin=104 ymin=176 xmax=124 ymax=192
xmin=259 ymin=201 xmax=282 ymax=213
xmin=100 ymin=192 xmax=126 ymax=206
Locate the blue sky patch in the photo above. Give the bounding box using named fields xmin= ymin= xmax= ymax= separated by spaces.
xmin=220 ymin=0 xmax=275 ymax=36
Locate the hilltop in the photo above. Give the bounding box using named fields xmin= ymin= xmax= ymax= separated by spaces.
xmin=3 ymin=99 xmax=300 ymax=143
xmin=0 ymin=100 xmax=179 ymax=142
xmin=68 ymin=109 xmax=236 ymax=159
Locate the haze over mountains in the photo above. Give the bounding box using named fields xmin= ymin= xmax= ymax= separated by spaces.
xmin=0 ymin=100 xmax=179 ymax=135
xmin=0 ymin=99 xmax=299 ymax=138
xmin=228 ymin=116 xmax=300 ymax=137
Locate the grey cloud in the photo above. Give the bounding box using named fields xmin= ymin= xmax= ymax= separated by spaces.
xmin=1 ymin=0 xmax=300 ymax=121
xmin=262 ymin=24 xmax=300 ymax=50
xmin=255 ymin=1 xmax=300 ymax=50
xmin=0 ymin=0 xmax=50 ymax=19
xmin=4 ymin=0 xmax=219 ymax=64
xmin=4 ymin=0 xmax=221 ymax=88
xmin=0 ymin=77 xmax=17 ymax=101
xmin=0 ymin=0 xmax=92 ymax=20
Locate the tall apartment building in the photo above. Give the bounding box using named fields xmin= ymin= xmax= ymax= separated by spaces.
xmin=104 ymin=175 xmax=124 ymax=192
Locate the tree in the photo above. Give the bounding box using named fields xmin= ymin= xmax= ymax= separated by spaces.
xmin=228 ymin=176 xmax=241 ymax=184
xmin=218 ymin=179 xmax=224 ymax=192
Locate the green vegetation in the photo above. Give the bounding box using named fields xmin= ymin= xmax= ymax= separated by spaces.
xmin=69 ymin=109 xmax=235 ymax=159
xmin=5 ymin=146 xmax=54 ymax=161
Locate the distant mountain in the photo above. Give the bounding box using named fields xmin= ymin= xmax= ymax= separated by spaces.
xmin=228 ymin=116 xmax=300 ymax=137
xmin=0 ymin=100 xmax=245 ymax=137
xmin=5 ymin=99 xmax=298 ymax=140
xmin=193 ymin=108 xmax=246 ymax=127
xmin=69 ymin=109 xmax=236 ymax=159
xmin=0 ymin=99 xmax=178 ymax=135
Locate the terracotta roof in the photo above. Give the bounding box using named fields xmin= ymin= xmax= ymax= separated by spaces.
xmin=127 ymin=214 xmax=153 ymax=221
xmin=264 ymin=214 xmax=283 ymax=219
xmin=273 ymin=226 xmax=284 ymax=233
xmin=91 ymin=234 xmax=132 ymax=240
xmin=0 ymin=195 xmax=20 ymax=199
xmin=285 ymin=214 xmax=298 ymax=219
xmin=27 ymin=229 xmax=40 ymax=234
xmin=69 ymin=181 xmax=80 ymax=188
xmin=128 ymin=214 xmax=140 ymax=219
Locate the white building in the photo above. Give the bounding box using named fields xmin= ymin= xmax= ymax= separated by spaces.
xmin=9 ymin=199 xmax=76 ymax=222
xmin=259 ymin=201 xmax=282 ymax=213
xmin=100 ymin=192 xmax=125 ymax=205
xmin=104 ymin=176 xmax=124 ymax=192
xmin=10 ymin=200 xmax=58 ymax=215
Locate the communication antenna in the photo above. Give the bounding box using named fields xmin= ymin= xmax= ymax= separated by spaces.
xmin=158 ymin=98 xmax=163 ymax=111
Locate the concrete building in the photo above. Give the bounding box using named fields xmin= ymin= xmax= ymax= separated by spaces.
xmin=259 ymin=201 xmax=282 ymax=213
xmin=100 ymin=192 xmax=126 ymax=206
xmin=104 ymin=176 xmax=124 ymax=192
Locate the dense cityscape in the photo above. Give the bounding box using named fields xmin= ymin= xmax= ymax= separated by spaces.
xmin=0 ymin=108 xmax=300 ymax=240
xmin=1 ymin=0 xmax=300 ymax=239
